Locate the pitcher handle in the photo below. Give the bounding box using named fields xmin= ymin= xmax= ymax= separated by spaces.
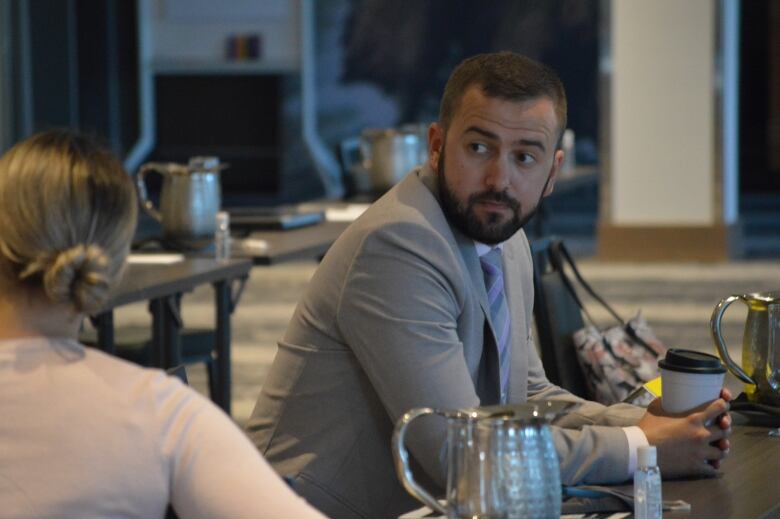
xmin=135 ymin=163 xmax=168 ymax=222
xmin=711 ymin=295 xmax=756 ymax=385
xmin=392 ymin=407 xmax=447 ymax=516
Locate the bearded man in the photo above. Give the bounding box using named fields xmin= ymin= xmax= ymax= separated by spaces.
xmin=246 ymin=52 xmax=731 ymax=519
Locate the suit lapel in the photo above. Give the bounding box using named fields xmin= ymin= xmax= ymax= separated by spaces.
xmin=503 ymin=235 xmax=530 ymax=402
xmin=455 ymin=232 xmax=490 ymax=318
xmin=419 ymin=164 xmax=502 ymax=404
xmin=420 ymin=164 xmax=493 ymax=324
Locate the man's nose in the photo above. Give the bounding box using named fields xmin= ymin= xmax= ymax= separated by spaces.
xmin=484 ymin=156 xmax=511 ymax=190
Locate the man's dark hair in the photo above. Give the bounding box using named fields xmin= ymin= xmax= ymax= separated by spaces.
xmin=439 ymin=52 xmax=568 ymax=145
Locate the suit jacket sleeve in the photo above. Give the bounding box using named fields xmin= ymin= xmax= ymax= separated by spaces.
xmin=526 ymin=329 xmax=646 ymax=484
xmin=337 ymin=216 xmax=645 ymax=487
xmin=335 ymin=221 xmax=479 ymax=487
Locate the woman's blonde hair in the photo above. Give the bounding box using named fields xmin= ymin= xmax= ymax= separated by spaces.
xmin=0 ymin=130 xmax=137 ymax=314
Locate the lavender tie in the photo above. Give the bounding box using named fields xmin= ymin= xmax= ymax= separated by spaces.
xmin=480 ymin=248 xmax=511 ymax=402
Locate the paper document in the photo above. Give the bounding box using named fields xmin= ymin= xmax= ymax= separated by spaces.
xmin=325 ymin=204 xmax=370 ymax=222
xmin=127 ymin=253 xmax=184 ymax=265
xmin=238 ymin=238 xmax=269 ymax=252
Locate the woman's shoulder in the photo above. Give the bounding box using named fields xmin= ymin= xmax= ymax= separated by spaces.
xmin=77 ymin=342 xmax=208 ymax=416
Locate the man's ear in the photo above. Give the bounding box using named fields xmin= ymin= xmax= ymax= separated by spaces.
xmin=428 ymin=123 xmax=444 ymax=172
xmin=544 ymin=149 xmax=564 ymax=197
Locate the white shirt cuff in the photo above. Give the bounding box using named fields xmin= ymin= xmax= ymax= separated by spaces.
xmin=623 ymin=426 xmax=649 ymax=477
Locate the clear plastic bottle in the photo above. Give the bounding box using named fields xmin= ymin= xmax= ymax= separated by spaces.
xmin=215 ymin=211 xmax=231 ymax=261
xmin=634 ymin=445 xmax=662 ymax=519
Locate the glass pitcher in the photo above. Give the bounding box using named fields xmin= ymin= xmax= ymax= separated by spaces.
xmin=392 ymin=401 xmax=576 ymax=519
xmin=711 ymin=291 xmax=780 ymax=405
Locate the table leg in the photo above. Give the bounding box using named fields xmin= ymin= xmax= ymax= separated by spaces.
xmin=93 ymin=311 xmax=115 ymax=355
xmin=214 ymin=280 xmax=231 ymax=414
xmin=150 ymin=296 xmax=182 ymax=368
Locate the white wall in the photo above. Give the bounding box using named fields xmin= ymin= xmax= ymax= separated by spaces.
xmin=611 ymin=0 xmax=716 ymax=225
xmin=125 ymin=0 xmax=301 ymax=171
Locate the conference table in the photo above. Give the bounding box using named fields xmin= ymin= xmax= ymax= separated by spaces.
xmin=659 ymin=423 xmax=780 ymax=518
xmin=564 ymin=422 xmax=780 ymax=518
xmin=233 ymin=220 xmax=350 ymax=265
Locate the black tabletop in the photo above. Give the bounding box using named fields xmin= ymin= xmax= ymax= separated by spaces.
xmin=234 ymin=221 xmax=350 ymax=265
xmin=660 ymin=424 xmax=780 ymax=518
xmin=102 ymin=257 xmax=252 ymax=310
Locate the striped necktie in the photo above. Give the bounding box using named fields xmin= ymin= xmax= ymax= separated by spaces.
xmin=480 ymin=248 xmax=511 ymax=403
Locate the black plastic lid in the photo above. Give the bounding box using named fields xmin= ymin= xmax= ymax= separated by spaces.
xmin=658 ymin=349 xmax=726 ymax=374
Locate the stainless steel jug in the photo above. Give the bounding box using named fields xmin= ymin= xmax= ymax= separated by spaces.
xmin=136 ymin=156 xmax=225 ymax=250
xmin=711 ymin=291 xmax=780 ymax=405
xmin=359 ymin=126 xmax=428 ymax=192
xmin=393 ymin=401 xmax=576 ymax=519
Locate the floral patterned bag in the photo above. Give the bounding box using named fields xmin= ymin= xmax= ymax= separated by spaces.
xmin=548 ymin=242 xmax=667 ymax=405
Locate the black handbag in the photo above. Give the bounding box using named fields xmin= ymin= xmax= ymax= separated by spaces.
xmin=547 ymin=241 xmax=667 ymax=405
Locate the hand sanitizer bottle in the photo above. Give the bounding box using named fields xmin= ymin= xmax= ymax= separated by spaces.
xmin=215 ymin=211 xmax=231 ymax=261
xmin=634 ymin=445 xmax=662 ymax=519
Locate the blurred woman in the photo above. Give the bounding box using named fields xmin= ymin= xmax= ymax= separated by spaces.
xmin=0 ymin=130 xmax=326 ymax=518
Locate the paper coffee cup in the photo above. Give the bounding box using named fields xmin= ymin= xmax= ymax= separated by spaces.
xmin=659 ymin=349 xmax=726 ymax=414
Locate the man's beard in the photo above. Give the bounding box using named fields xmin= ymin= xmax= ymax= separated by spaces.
xmin=437 ymin=148 xmax=548 ymax=245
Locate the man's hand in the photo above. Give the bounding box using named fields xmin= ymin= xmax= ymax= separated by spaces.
xmin=637 ymin=388 xmax=733 ymax=478
xmin=709 ymin=387 xmax=733 ymax=470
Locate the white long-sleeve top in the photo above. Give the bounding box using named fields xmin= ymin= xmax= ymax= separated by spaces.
xmin=0 ymin=337 xmax=326 ymax=519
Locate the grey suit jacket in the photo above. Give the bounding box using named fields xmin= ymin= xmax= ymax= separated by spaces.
xmin=246 ymin=165 xmax=644 ymax=519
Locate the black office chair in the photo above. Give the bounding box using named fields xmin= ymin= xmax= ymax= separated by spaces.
xmin=530 ymin=237 xmax=590 ymax=399
xmin=107 ymin=326 xmax=218 ymax=401
xmin=165 ymin=364 xmax=189 ymax=384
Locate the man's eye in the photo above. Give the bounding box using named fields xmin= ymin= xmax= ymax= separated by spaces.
xmin=469 ymin=143 xmax=488 ymax=154
xmin=516 ymin=153 xmax=535 ymax=164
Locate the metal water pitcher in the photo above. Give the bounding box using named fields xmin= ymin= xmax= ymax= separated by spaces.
xmin=359 ymin=125 xmax=428 ymax=191
xmin=136 ymin=156 xmax=225 ymax=250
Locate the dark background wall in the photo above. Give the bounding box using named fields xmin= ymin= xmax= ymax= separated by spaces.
xmin=17 ymin=0 xmax=138 ymax=157
xmin=7 ymin=0 xmax=779 ymax=201
xmin=316 ymin=0 xmax=601 ymax=168
xmin=740 ymin=0 xmax=780 ymax=192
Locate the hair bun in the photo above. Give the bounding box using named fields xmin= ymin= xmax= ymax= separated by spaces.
xmin=43 ymin=244 xmax=111 ymax=313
